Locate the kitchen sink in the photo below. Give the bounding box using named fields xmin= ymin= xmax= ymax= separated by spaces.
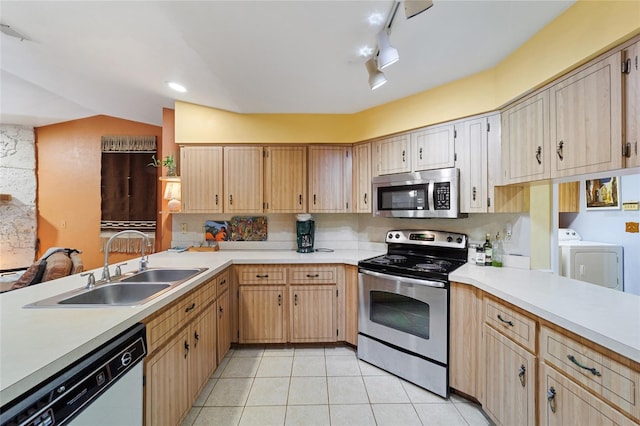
xmin=58 ymin=283 xmax=171 ymax=305
xmin=119 ymin=268 xmax=203 ymax=283
xmin=24 ymin=267 xmax=208 ymax=308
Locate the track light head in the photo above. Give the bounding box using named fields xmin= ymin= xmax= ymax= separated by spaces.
xmin=365 ymin=58 xmax=387 ymax=90
xmin=376 ymin=31 xmax=399 ymax=70
xmin=404 ymin=0 xmax=434 ymax=19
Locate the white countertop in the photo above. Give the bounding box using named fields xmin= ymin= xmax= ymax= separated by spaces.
xmin=2 ymin=249 xmax=639 ymax=405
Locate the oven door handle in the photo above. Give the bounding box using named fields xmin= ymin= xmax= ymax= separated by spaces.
xmin=359 ymin=269 xmax=446 ymax=288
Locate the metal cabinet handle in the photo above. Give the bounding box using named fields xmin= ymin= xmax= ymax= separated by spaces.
xmin=185 ymin=302 xmax=196 ymax=313
xmin=294 ymin=294 xmax=298 ymax=306
xmin=518 ymin=365 xmax=526 ymax=387
xmin=299 ymin=194 xmax=303 ymax=205
xmin=229 ymin=194 xmax=233 ymax=205
xmin=215 ymin=194 xmax=219 ymax=205
xmin=497 ymin=314 xmax=514 ymax=327
xmin=256 ymin=274 xmax=269 ymax=278
xmin=472 ymin=186 xmax=477 ymax=201
xmin=419 ymin=147 xmax=423 ymax=160
xmin=313 ymin=194 xmax=317 ymax=205
xmin=535 ymin=146 xmax=542 ymax=165
xmin=220 ymin=279 xmax=226 ymax=286
xmin=277 ymin=294 xmax=282 ymax=306
xmin=363 ymin=193 xmax=368 ymax=205
xmin=194 ymin=331 xmax=200 ymax=347
xmin=556 ymin=140 xmax=564 ymax=161
xmin=184 ymin=341 xmax=190 ymax=358
xmin=547 ymin=387 xmax=557 ymax=413
xmin=306 ymin=273 xmax=319 ymax=278
xmin=219 ymin=305 xmax=224 ymax=314
xmin=402 ymin=150 xmax=406 ymax=163
xmin=567 ymin=355 xmax=601 ymax=376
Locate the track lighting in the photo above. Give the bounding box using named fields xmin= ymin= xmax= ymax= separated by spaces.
xmin=404 ymin=0 xmax=433 ymax=19
xmin=366 ymin=58 xmax=387 ymax=90
xmin=376 ymin=31 xmax=399 ymax=70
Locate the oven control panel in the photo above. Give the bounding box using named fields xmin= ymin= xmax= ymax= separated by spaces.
xmin=386 ymin=230 xmax=467 ymax=248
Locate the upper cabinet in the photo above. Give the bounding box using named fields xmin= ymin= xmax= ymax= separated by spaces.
xmin=180 ymin=146 xmax=223 ymax=213
xmin=501 ymin=91 xmax=550 ymax=185
xmin=624 ymin=40 xmax=640 ymax=168
xmin=373 ymin=134 xmax=411 ymax=175
xmin=264 ymin=146 xmax=307 ymax=213
xmin=223 ymin=146 xmax=264 ymax=213
xmin=308 ymin=146 xmax=352 ymax=213
xmin=549 ymin=52 xmax=623 ymax=177
xmin=412 ymin=123 xmax=456 ymax=172
xmin=352 ymin=143 xmax=372 ymax=213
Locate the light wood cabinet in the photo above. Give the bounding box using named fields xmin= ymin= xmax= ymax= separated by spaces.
xmin=223 ymin=146 xmax=264 ymax=213
xmin=352 ymin=143 xmax=372 ymax=213
xmin=180 ymin=146 xmax=223 ymax=213
xmin=216 ymin=289 xmax=230 ymax=361
xmin=483 ymin=324 xmax=536 ymax=426
xmin=188 ymin=302 xmax=217 ymax=402
xmin=373 ymin=134 xmax=411 ymax=175
xmin=344 ymin=265 xmax=358 ymax=346
xmin=308 ymin=146 xmax=352 ymax=212
xmin=484 ymin=296 xmax=537 ymax=353
xmin=449 ymin=282 xmax=481 ymax=399
xmin=239 ymin=286 xmax=286 ymax=343
xmin=290 ymin=285 xmax=336 ymax=342
xmin=550 ymin=52 xmax=623 ymax=177
xmin=558 ymin=181 xmax=580 ymax=213
xmin=540 ymin=364 xmax=635 ymax=426
xmin=501 ymin=90 xmax=551 ymax=184
xmin=264 ymin=146 xmax=307 ymax=213
xmin=412 ymin=123 xmax=456 ymax=171
xmin=624 ymin=40 xmax=640 ymax=168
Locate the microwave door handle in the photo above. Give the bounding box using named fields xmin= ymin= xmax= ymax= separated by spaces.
xmin=427 ymin=180 xmax=435 ymax=211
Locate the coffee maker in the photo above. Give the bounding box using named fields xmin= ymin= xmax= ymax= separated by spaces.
xmin=296 ymin=214 xmax=315 ymax=253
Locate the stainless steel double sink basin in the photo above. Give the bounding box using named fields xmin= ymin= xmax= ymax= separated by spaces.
xmin=25 ymin=268 xmax=208 ymax=308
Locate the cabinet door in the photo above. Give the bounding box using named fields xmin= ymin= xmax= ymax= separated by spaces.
xmin=353 ymin=143 xmax=372 ymax=213
xmin=189 ymin=302 xmax=217 ymax=403
xmin=373 ymin=134 xmax=410 ymax=175
xmin=145 ymin=329 xmax=190 ymax=426
xmin=224 ymin=146 xmax=264 ymax=213
xmin=540 ymin=364 xmax=635 ymax=426
xmin=412 ymin=123 xmax=456 ymax=171
xmin=501 ymin=90 xmax=550 ymax=184
xmin=239 ymin=286 xmax=286 ymax=343
xmin=449 ymin=283 xmax=481 ymax=399
xmin=625 ymin=40 xmax=640 ymax=168
xmin=483 ymin=325 xmax=536 ymax=426
xmin=308 ymin=146 xmax=351 ymax=213
xmin=264 ymin=146 xmax=307 ymax=213
xmin=456 ymin=117 xmax=488 ymax=213
xmin=180 ymin=146 xmax=223 ymax=213
xmin=290 ymin=285 xmax=336 ymax=343
xmin=550 ymin=52 xmax=623 ymax=177
xmin=217 ymin=290 xmax=231 ymax=361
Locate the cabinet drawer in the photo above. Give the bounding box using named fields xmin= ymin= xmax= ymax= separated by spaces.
xmin=484 ymin=296 xmax=536 ymax=352
xmin=216 ymin=270 xmax=230 ymax=294
xmin=289 ymin=266 xmax=337 ymax=284
xmin=237 ymin=265 xmax=287 ymax=285
xmin=540 ymin=325 xmax=640 ymax=421
xmin=146 ymin=303 xmax=182 ymax=354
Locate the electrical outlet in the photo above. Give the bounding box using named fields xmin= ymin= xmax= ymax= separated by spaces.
xmin=625 ymin=222 xmax=639 ymax=233
xmin=180 ymin=223 xmax=188 ymax=233
xmin=61 ymin=220 xmax=67 ymax=229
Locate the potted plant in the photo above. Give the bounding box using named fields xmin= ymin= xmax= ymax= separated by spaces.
xmin=148 ymin=155 xmax=176 ymax=176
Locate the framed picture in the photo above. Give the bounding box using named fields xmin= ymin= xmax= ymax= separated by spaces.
xmin=585 ymin=176 xmax=620 ymax=210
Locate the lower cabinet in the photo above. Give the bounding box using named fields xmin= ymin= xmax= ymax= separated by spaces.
xmin=217 ymin=289 xmax=231 ymax=360
xmin=239 ymin=286 xmax=286 ymax=343
xmin=290 ymin=285 xmax=336 ymax=342
xmin=483 ymin=324 xmax=536 ymax=426
xmin=188 ymin=303 xmax=217 ymax=402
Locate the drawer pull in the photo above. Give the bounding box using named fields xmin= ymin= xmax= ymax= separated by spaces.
xmin=497 ymin=314 xmax=514 ymax=327
xmin=547 ymin=387 xmax=557 ymax=413
xmin=518 ymin=364 xmax=526 ymax=387
xmin=294 ymin=293 xmax=298 ymax=306
xmin=184 ymin=341 xmax=190 ymax=358
xmin=567 ymin=354 xmax=602 ymax=376
xmin=194 ymin=331 xmax=200 ymax=347
xmin=278 ymin=294 xmax=282 ymax=306
xmin=306 ymin=273 xmax=320 ymax=278
xmin=220 ymin=279 xmax=226 ymax=286
xmin=535 ymin=146 xmax=542 ymax=165
xmin=256 ymin=274 xmax=269 ymax=278
xmin=185 ymin=302 xmax=196 ymax=313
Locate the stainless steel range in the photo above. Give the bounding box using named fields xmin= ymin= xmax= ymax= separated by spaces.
xmin=357 ymin=229 xmax=468 ymax=398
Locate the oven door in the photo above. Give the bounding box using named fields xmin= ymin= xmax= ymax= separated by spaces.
xmin=358 ymin=269 xmax=448 ymax=364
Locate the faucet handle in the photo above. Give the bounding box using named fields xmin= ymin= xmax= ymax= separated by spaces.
xmin=115 ymin=262 xmax=128 ymax=276
xmin=81 ymin=272 xmax=96 ymax=289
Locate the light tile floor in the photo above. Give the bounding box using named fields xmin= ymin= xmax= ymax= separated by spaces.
xmin=183 ymin=345 xmax=494 ymax=426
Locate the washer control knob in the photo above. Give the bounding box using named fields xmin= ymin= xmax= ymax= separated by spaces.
xmin=456 ymin=237 xmax=463 ymax=244
xmin=446 ymin=236 xmax=453 ymax=243
xmin=395 ymin=233 xmax=400 ymax=239
xmin=388 ymin=233 xmax=393 ymax=239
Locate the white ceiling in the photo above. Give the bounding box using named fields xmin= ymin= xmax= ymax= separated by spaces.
xmin=0 ymin=0 xmax=574 ymax=128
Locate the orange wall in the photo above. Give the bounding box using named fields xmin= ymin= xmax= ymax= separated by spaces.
xmin=36 ymin=115 xmax=163 ymax=270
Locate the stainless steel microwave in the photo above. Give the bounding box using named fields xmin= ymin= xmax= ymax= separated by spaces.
xmin=372 ymin=168 xmax=466 ymax=219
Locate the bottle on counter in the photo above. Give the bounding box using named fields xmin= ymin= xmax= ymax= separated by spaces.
xmin=483 ymin=233 xmax=493 ymax=266
xmin=475 ymin=245 xmax=485 ymax=266
xmin=492 ymin=232 xmax=503 ymax=267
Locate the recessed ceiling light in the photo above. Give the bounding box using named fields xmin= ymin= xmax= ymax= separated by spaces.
xmin=358 ymin=46 xmax=374 ymax=57
xmin=167 ymin=82 xmax=187 ymax=93
xmin=367 ymin=12 xmax=384 ymax=26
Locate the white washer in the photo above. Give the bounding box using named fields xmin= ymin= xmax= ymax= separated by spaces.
xmin=558 ymin=229 xmax=623 ymax=291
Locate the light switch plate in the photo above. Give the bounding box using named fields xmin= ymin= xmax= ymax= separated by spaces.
xmin=180 ymin=223 xmax=188 ymax=233
xmin=622 ymin=201 xmax=639 ymax=211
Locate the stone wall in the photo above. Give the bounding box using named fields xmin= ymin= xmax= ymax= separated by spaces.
xmin=0 ymin=125 xmax=37 ymax=270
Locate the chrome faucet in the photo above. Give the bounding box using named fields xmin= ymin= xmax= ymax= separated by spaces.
xmin=102 ymin=230 xmax=152 ymax=281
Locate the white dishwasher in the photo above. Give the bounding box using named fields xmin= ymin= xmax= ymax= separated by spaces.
xmin=0 ymin=323 xmax=146 ymax=426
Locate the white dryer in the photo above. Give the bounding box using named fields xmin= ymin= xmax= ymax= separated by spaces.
xmin=558 ymin=229 xmax=623 ymax=291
